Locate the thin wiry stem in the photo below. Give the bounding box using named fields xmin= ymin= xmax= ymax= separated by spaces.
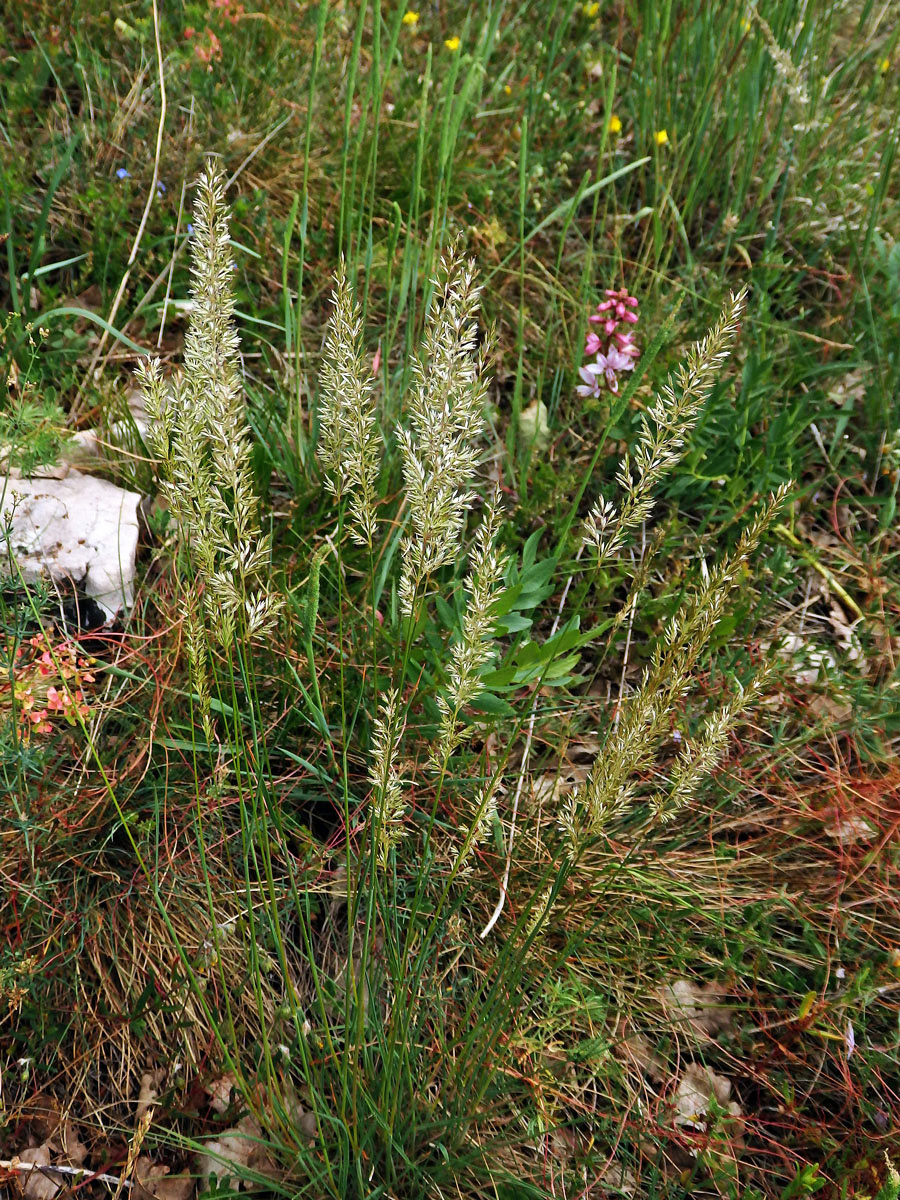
xmin=480 ymin=544 xmax=584 ymax=939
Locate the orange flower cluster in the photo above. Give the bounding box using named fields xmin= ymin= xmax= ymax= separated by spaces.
xmin=4 ymin=632 xmax=96 ymax=739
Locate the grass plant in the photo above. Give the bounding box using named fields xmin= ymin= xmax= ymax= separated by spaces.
xmin=2 ymin=2 xmax=899 ymax=1197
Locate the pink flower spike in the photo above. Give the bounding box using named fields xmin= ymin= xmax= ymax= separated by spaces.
xmin=584 ymin=332 xmax=602 ymax=355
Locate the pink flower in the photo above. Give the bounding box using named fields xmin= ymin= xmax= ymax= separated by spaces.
xmin=603 ymin=287 xmax=639 ymax=319
xmin=584 ymin=331 xmax=602 ymax=355
xmin=596 ymin=345 xmax=635 ymax=390
xmin=578 ymin=346 xmax=635 ymax=395
xmin=29 ymin=709 xmax=51 ymax=734
xmin=614 ymin=330 xmax=640 ymax=359
xmin=588 ymin=313 xmax=621 ymax=335
xmin=590 ymin=288 xmax=639 ymax=333
xmin=576 ymin=364 xmax=604 ymax=398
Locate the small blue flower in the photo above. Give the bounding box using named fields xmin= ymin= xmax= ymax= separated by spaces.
xmin=187 ymin=223 xmax=195 ymax=235
xmin=116 ymin=167 xmax=130 ymax=180
xmin=156 ymin=180 xmax=167 ymax=194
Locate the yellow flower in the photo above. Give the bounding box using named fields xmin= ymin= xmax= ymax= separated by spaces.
xmin=740 ymin=16 xmax=752 ymax=32
xmin=608 ymin=114 xmax=622 ymax=134
xmin=880 ymin=57 xmax=890 ymax=73
xmin=654 ymin=128 xmax=669 ymax=145
xmin=402 ymin=10 xmax=419 ymax=26
xmin=444 ymin=35 xmax=460 ymax=51
xmin=504 ymin=83 xmax=512 ymax=95
xmin=583 ymin=1 xmax=600 ymax=15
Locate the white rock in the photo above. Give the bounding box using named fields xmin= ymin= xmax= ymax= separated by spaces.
xmin=68 ymin=379 xmax=154 ymax=461
xmin=70 ymin=417 xmax=151 ymax=460
xmin=663 ymin=978 xmax=733 ymax=1040
xmin=1 ymin=469 xmax=140 ymax=620
xmin=7 ymin=461 xmax=71 ymax=480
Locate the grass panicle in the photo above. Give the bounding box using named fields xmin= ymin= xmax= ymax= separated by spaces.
xmin=583 ymin=288 xmax=748 ymax=567
xmin=565 ymin=385 xmax=789 ymax=847
xmin=318 ymin=263 xmax=384 ymax=548
xmin=138 ymin=166 xmax=280 ymax=648
xmin=398 ymin=243 xmax=493 ymax=616
xmin=434 ymin=492 xmax=507 ymax=766
xmin=368 ymin=686 xmax=407 ymax=867
xmin=658 ymin=667 xmax=771 ymax=821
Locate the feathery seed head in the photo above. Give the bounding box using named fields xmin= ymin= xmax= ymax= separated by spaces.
xmin=571 ymin=482 xmax=787 ymax=847
xmin=369 ymin=688 xmax=407 ymax=867
xmin=136 ymin=164 xmax=281 ymax=646
xmin=453 ymin=780 xmax=500 ymax=877
xmin=434 ymin=493 xmax=507 ymax=764
xmin=318 ymin=262 xmax=384 ymax=546
xmin=398 ymin=242 xmax=492 ymax=615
